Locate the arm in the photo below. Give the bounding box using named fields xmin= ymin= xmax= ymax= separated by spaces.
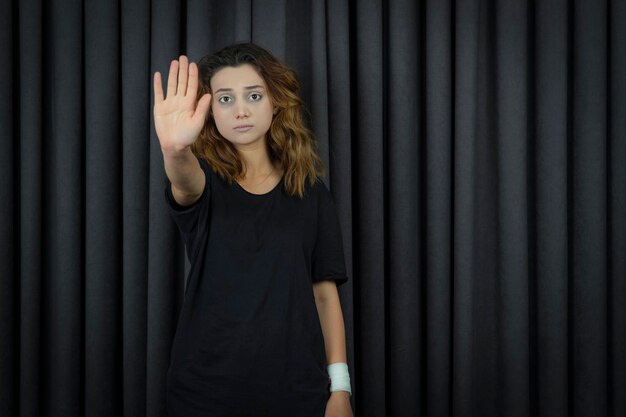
xmin=313 ymin=280 xmax=354 ymax=416
xmin=153 ymin=55 xmax=211 ymax=206
xmin=313 ymin=280 xmax=348 ymax=365
xmin=162 ymin=147 xmax=205 ymax=206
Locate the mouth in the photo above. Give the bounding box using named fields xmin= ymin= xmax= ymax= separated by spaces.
xmin=234 ymin=124 xmax=253 ymax=132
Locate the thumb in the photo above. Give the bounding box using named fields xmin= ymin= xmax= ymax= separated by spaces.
xmin=193 ymin=93 xmax=212 ymax=123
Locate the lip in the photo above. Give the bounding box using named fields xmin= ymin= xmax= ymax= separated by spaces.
xmin=234 ymin=124 xmax=253 ymax=132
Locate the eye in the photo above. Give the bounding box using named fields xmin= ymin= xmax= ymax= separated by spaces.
xmin=249 ymin=93 xmax=262 ymax=101
xmin=218 ymin=96 xmax=232 ymax=104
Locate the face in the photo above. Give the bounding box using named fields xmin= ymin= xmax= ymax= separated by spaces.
xmin=210 ymin=64 xmax=274 ymax=149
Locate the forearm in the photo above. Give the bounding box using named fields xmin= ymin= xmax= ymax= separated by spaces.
xmin=313 ymin=282 xmax=348 ymax=365
xmin=162 ymin=146 xmax=205 ymax=205
xmin=313 ymin=283 xmax=354 ymax=413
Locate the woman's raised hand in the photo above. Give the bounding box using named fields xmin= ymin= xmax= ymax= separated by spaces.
xmin=153 ymin=55 xmax=211 ymax=152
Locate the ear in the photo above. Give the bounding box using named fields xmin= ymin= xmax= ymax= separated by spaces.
xmin=273 ymin=107 xmax=278 ymax=115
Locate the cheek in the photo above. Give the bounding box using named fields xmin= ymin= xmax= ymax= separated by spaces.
xmin=212 ymin=108 xmax=227 ymax=126
xmin=259 ymin=103 xmax=274 ymax=122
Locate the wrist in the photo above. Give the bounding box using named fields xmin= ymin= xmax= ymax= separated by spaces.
xmin=327 ymin=362 xmax=352 ymax=396
xmin=161 ymin=144 xmax=193 ymax=157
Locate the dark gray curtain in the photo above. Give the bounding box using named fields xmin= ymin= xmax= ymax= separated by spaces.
xmin=1 ymin=0 xmax=625 ymax=416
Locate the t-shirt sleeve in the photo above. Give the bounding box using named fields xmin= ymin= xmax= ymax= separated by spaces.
xmin=311 ymin=181 xmax=349 ymax=286
xmin=164 ymin=157 xmax=211 ymax=260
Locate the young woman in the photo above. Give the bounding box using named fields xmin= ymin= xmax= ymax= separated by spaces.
xmin=153 ymin=43 xmax=354 ymax=417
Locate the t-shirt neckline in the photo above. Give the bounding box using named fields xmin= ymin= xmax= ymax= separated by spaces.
xmin=234 ymin=175 xmax=284 ymax=197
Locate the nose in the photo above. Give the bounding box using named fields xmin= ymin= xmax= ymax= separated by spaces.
xmin=235 ymin=102 xmax=249 ymax=119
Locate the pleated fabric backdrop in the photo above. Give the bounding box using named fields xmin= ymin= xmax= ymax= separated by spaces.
xmin=1 ymin=0 xmax=625 ymax=416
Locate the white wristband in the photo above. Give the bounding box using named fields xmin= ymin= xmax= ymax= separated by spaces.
xmin=327 ymin=362 xmax=352 ymax=395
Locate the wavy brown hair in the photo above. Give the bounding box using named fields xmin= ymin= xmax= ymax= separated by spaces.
xmin=193 ymin=42 xmax=324 ymax=198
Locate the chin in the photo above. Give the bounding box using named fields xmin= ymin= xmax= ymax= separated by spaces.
xmin=223 ymin=134 xmax=266 ymax=148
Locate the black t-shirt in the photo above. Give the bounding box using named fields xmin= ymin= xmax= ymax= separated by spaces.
xmin=164 ymin=158 xmax=348 ymax=417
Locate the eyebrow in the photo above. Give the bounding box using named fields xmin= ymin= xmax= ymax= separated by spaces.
xmin=214 ymin=85 xmax=265 ymax=94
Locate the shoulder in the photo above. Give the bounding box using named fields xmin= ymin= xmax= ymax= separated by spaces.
xmin=316 ymin=177 xmax=337 ymax=196
xmin=301 ymin=176 xmax=327 ymax=197
xmin=307 ymin=177 xmax=338 ymax=207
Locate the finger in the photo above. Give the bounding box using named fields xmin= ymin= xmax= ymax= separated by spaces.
xmin=153 ymin=72 xmax=164 ymax=103
xmin=187 ymin=62 xmax=199 ymax=97
xmin=166 ymin=59 xmax=179 ymax=98
xmin=177 ymin=55 xmax=189 ymax=96
xmin=192 ymin=93 xmax=212 ymax=125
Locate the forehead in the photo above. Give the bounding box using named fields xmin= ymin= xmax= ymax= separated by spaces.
xmin=210 ymin=64 xmax=266 ymax=91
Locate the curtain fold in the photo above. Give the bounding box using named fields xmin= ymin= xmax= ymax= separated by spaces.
xmin=16 ymin=0 xmax=43 ymax=415
xmin=1 ymin=1 xmax=624 ymax=417
xmin=120 ymin=0 xmax=151 ymax=414
xmin=572 ymin=2 xmax=609 ymax=416
xmin=1 ymin=0 xmax=16 ymax=415
xmin=535 ymin=0 xmax=569 ymax=415
xmin=84 ymin=0 xmax=122 ymax=414
xmin=352 ymin=0 xmax=386 ymax=415
xmin=451 ymin=1 xmax=478 ymax=415
xmin=424 ymin=1 xmax=452 ymax=416
xmin=387 ymin=0 xmax=421 ymax=415
xmin=40 ymin=0 xmax=84 ymax=415
xmin=609 ymin=3 xmax=626 ymax=417
xmin=495 ymin=1 xmax=530 ymax=416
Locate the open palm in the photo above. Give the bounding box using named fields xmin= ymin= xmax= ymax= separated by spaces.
xmin=153 ymin=55 xmax=211 ymax=151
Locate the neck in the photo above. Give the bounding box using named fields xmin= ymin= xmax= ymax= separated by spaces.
xmin=235 ymin=140 xmax=274 ymax=178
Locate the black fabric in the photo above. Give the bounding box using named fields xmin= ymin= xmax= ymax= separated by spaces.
xmin=3 ymin=1 xmax=626 ymax=417
xmin=163 ymin=158 xmax=347 ymax=416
